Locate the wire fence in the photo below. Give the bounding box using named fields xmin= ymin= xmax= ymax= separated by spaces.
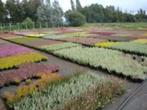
xmin=0 ymin=22 xmax=64 ymax=32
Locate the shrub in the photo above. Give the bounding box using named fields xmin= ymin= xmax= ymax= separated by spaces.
xmin=65 ymin=11 xmax=86 ymax=26
xmin=21 ymin=17 xmax=34 ymax=29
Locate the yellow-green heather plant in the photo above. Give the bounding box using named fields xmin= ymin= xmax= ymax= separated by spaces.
xmin=3 ymin=73 xmax=61 ymax=105
xmin=95 ymin=42 xmax=118 ymax=48
xmin=131 ymin=39 xmax=147 ymax=44
xmin=0 ymin=52 xmax=47 ymax=70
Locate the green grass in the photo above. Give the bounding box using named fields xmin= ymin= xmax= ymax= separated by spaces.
xmin=83 ymin=23 xmax=147 ymax=30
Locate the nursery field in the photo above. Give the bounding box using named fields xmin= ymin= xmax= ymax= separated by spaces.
xmin=0 ymin=25 xmax=147 ymax=110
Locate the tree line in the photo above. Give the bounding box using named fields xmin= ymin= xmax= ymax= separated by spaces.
xmin=0 ymin=0 xmax=147 ymax=27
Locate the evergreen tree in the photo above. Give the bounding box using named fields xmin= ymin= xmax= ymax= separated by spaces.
xmin=37 ymin=0 xmax=63 ymax=26
xmin=46 ymin=0 xmax=51 ymax=6
xmin=70 ymin=0 xmax=75 ymax=11
xmin=0 ymin=0 xmax=5 ymax=22
xmin=52 ymin=0 xmax=63 ymax=26
xmin=76 ymin=0 xmax=82 ymax=10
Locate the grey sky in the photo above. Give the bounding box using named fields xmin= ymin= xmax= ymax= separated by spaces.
xmin=2 ymin=0 xmax=147 ymax=13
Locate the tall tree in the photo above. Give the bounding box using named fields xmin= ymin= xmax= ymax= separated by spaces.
xmin=37 ymin=0 xmax=63 ymax=26
xmin=70 ymin=0 xmax=75 ymax=11
xmin=76 ymin=0 xmax=82 ymax=10
xmin=46 ymin=0 xmax=51 ymax=6
xmin=28 ymin=0 xmax=42 ymax=21
xmin=0 ymin=0 xmax=5 ymax=23
xmin=136 ymin=9 xmax=147 ymax=21
xmin=52 ymin=0 xmax=63 ymax=26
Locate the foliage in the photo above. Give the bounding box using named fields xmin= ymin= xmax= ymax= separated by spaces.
xmin=0 ymin=0 xmax=5 ymax=23
xmin=76 ymin=0 xmax=82 ymax=11
xmin=41 ymin=42 xmax=80 ymax=52
xmin=65 ymin=11 xmax=86 ymax=26
xmin=0 ymin=52 xmax=47 ymax=70
xmin=79 ymin=4 xmax=147 ymax=23
xmin=70 ymin=0 xmax=75 ymax=11
xmin=53 ymin=46 xmax=147 ymax=80
xmin=21 ymin=17 xmax=34 ymax=29
xmin=12 ymin=73 xmax=125 ymax=110
xmin=37 ymin=0 xmax=63 ymax=27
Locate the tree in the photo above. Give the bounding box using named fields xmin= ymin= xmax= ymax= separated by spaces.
xmin=37 ymin=0 xmax=63 ymax=27
xmin=135 ymin=9 xmax=147 ymax=22
xmin=70 ymin=0 xmax=75 ymax=11
xmin=52 ymin=0 xmax=63 ymax=26
xmin=76 ymin=0 xmax=82 ymax=10
xmin=0 ymin=0 xmax=5 ymax=23
xmin=65 ymin=11 xmax=86 ymax=26
xmin=27 ymin=0 xmax=43 ymax=21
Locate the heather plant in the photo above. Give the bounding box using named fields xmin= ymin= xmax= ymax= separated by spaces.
xmin=0 ymin=44 xmax=31 ymax=57
xmin=12 ymin=73 xmax=125 ymax=110
xmin=53 ymin=46 xmax=147 ymax=80
xmin=3 ymin=73 xmax=61 ymax=106
xmin=110 ymin=42 xmax=147 ymax=56
xmin=0 ymin=63 xmax=59 ymax=87
xmin=41 ymin=42 xmax=80 ymax=52
xmin=0 ymin=52 xmax=47 ymax=70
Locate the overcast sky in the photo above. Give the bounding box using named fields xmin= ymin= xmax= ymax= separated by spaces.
xmin=2 ymin=0 xmax=147 ymax=13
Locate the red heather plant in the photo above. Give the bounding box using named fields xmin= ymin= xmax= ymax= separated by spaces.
xmin=0 ymin=63 xmax=59 ymax=87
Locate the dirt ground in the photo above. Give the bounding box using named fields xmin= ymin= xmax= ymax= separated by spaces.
xmin=0 ymin=27 xmax=147 ymax=110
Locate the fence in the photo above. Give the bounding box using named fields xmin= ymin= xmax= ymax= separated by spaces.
xmin=0 ymin=22 xmax=64 ymax=32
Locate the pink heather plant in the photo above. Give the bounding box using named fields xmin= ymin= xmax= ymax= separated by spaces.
xmin=0 ymin=44 xmax=32 ymax=57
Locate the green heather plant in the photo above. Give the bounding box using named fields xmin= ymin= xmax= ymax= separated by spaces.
xmin=110 ymin=42 xmax=147 ymax=56
xmin=40 ymin=42 xmax=80 ymax=52
xmin=10 ymin=37 xmax=39 ymax=43
xmin=43 ymin=32 xmax=87 ymax=40
xmin=13 ymin=73 xmax=125 ymax=110
xmin=53 ymin=46 xmax=147 ymax=80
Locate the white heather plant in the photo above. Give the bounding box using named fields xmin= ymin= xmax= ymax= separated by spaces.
xmin=53 ymin=46 xmax=147 ymax=80
xmin=40 ymin=42 xmax=80 ymax=52
xmin=13 ymin=72 xmax=125 ymax=110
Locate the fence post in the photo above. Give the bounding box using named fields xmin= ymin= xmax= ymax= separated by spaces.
xmin=46 ymin=22 xmax=48 ymax=28
xmin=39 ymin=22 xmax=41 ymax=29
xmin=9 ymin=23 xmax=12 ymax=32
xmin=33 ymin=22 xmax=35 ymax=29
xmin=17 ymin=23 xmax=20 ymax=31
xmin=0 ymin=26 xmax=2 ymax=32
xmin=25 ymin=24 xmax=28 ymax=30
